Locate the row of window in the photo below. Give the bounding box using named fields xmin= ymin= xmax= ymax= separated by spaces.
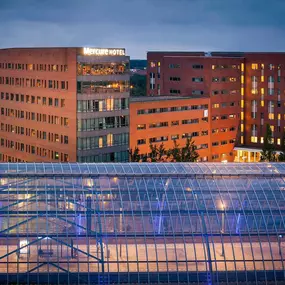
xmin=0 ymin=92 xmax=65 ymax=107
xmin=77 ymin=81 xmax=129 ymax=94
xmin=212 ymin=102 xmax=237 ymax=108
xmin=137 ymin=104 xmax=208 ymax=115
xmin=212 ymin=114 xmax=237 ymax=120
xmin=0 ymin=108 xmax=69 ymax=126
xmin=77 ymin=62 xmax=129 ymax=76
xmin=212 ymin=139 xmax=236 ymax=146
xmin=168 ymin=64 xmax=204 ymax=69
xmin=250 ymin=136 xmax=283 ymax=145
xmin=137 ymin=131 xmax=209 ymax=145
xmin=0 ymin=77 xmax=68 ymax=90
xmin=212 ymin=65 xmax=239 ymax=70
xmin=137 ymin=119 xmax=209 ymax=130
xmin=251 ymin=63 xmax=282 ymax=70
xmin=212 ymin=127 xmax=237 ymax=133
xmin=0 ymin=63 xmax=68 ymax=72
xmin=251 ymin=75 xmax=281 ymax=83
xmin=212 ymin=89 xmax=239 ymax=95
xmin=138 ymin=136 xmax=236 ymax=147
xmin=0 ymin=153 xmax=24 ymax=163
xmin=77 ymin=133 xmax=129 ymax=150
xmin=77 ymin=98 xmax=129 ymax=112
xmin=0 ymin=123 xmax=68 ymax=144
xmin=212 ymin=77 xmax=237 ymax=82
xmin=77 ymin=116 xmax=129 ymax=132
xmin=0 ymin=138 xmax=69 ymax=161
xmin=77 ymin=150 xmax=129 ymax=163
xmin=169 ymin=89 xmax=206 ymax=95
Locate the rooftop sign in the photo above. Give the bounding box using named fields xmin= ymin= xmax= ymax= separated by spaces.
xmin=83 ymin=47 xmax=125 ymax=56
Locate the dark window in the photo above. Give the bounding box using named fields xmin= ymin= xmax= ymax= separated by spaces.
xmin=169 ymin=64 xmax=180 ymax=68
xmin=137 ymin=139 xmax=146 ymax=145
xmin=192 ymin=64 xmax=203 ymax=69
xmin=61 ymin=81 xmax=66 ymax=89
xmin=170 ymin=89 xmax=181 ymax=94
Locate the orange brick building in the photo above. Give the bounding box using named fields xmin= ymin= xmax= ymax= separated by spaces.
xmin=130 ymin=51 xmax=285 ymax=162
xmin=0 ymin=47 xmax=130 ymax=162
xmin=130 ymin=96 xmax=211 ymax=161
xmin=130 ymin=52 xmax=242 ymax=162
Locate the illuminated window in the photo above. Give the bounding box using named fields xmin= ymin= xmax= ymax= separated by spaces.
xmin=137 ymin=124 xmax=146 ymax=130
xmin=241 ymin=136 xmax=244 ymax=144
xmin=241 ymin=76 xmax=244 ymax=84
xmin=158 ymin=62 xmax=160 ymax=67
xmin=251 ymin=63 xmax=258 ymax=70
xmin=261 ymin=88 xmax=264 ymax=95
xmin=212 ymin=103 xmax=219 ymax=108
xmin=261 ymin=64 xmax=264 ymax=70
xmin=241 ymin=88 xmax=244 ymax=96
xmin=278 ymin=114 xmax=281 ymax=120
xmin=261 ymin=137 xmax=264 ymax=143
xmin=241 ymin=100 xmax=244 ymax=108
xmin=261 ymin=75 xmax=264 ymax=82
xmin=261 ymin=100 xmax=264 ymax=107
xmin=241 ymin=63 xmax=244 ymax=72
xmin=251 ymin=137 xmax=258 ymax=143
xmin=99 ymin=137 xmax=103 ymax=148
xmin=106 ymin=98 xmax=114 ymax=111
xmin=241 ymin=112 xmax=244 ymax=120
xmin=269 ymin=113 xmax=274 ymax=120
xmin=241 ymin=124 xmax=244 ymax=132
xmin=277 ymin=138 xmax=281 ymax=145
xmin=107 ymin=133 xmax=113 ymax=146
xmin=229 ymin=77 xmax=237 ymax=82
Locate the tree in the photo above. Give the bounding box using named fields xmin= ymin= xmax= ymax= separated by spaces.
xmin=278 ymin=132 xmax=285 ymax=161
xmin=129 ymin=147 xmax=140 ymax=162
xmin=130 ymin=74 xmax=146 ymax=96
xmin=168 ymin=140 xmax=181 ymax=162
xmin=168 ymin=137 xmax=199 ymax=162
xmin=181 ymin=137 xmax=199 ymax=162
xmin=260 ymin=124 xmax=276 ymax=162
xmin=149 ymin=143 xmax=167 ymax=162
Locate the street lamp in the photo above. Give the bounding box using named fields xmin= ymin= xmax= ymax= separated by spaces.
xmin=278 ymin=234 xmax=283 ymax=256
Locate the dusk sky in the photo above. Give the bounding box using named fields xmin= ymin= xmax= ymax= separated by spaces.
xmin=1 ymin=0 xmax=285 ymax=58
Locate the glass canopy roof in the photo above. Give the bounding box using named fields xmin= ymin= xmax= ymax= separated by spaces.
xmin=0 ymin=162 xmax=284 ymax=284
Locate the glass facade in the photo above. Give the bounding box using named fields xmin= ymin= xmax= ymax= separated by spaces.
xmin=0 ymin=162 xmax=284 ymax=284
xmin=76 ymin=51 xmax=130 ymax=163
xmin=77 ymin=62 xmax=129 ymax=76
xmin=77 ymin=81 xmax=129 ymax=94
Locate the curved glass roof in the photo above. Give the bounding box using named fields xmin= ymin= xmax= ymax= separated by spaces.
xmin=0 ymin=163 xmax=284 ymax=284
xmin=1 ymin=162 xmax=285 ymax=175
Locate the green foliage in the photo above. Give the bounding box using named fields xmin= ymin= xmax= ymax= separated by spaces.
xmin=260 ymin=124 xmax=276 ymax=162
xmin=129 ymin=138 xmax=199 ymax=163
xmin=130 ymin=74 xmax=146 ymax=96
xmin=278 ymin=132 xmax=285 ymax=162
xmin=168 ymin=138 xmax=199 ymax=162
xmin=129 ymin=147 xmax=140 ymax=162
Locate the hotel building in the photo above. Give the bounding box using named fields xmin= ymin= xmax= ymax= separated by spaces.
xmin=130 ymin=51 xmax=285 ymax=162
xmin=0 ymin=47 xmax=130 ymax=162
